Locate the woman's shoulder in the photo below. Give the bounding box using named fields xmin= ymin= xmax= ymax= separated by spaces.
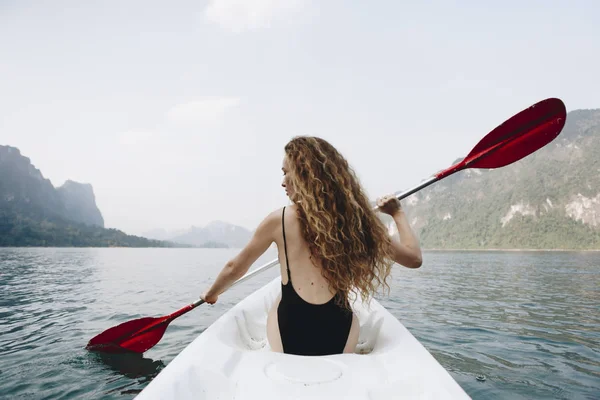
xmin=259 ymin=205 xmax=289 ymax=227
xmin=257 ymin=205 xmax=298 ymax=231
xmin=265 ymin=204 xmax=298 ymax=218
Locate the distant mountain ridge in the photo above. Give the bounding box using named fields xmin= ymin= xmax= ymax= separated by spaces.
xmin=144 ymin=221 xmax=252 ymax=248
xmin=0 ymin=146 xmax=104 ymax=227
xmin=0 ymin=145 xmax=178 ymax=247
xmin=384 ymin=108 xmax=600 ymax=250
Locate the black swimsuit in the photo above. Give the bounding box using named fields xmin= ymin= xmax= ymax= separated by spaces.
xmin=277 ymin=206 xmax=353 ymax=356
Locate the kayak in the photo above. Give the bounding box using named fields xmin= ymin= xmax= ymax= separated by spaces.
xmin=135 ymin=277 xmax=471 ymax=399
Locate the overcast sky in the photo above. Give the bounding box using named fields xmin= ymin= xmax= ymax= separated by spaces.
xmin=1 ymin=0 xmax=598 ymax=236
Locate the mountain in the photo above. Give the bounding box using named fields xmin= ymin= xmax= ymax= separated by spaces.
xmin=146 ymin=221 xmax=253 ymax=248
xmin=57 ymin=180 xmax=104 ymax=227
xmin=0 ymin=145 xmax=178 ymax=247
xmin=385 ymin=108 xmax=600 ymax=250
xmin=1 ymin=145 xmax=68 ymax=222
xmin=141 ymin=228 xmax=171 ymax=241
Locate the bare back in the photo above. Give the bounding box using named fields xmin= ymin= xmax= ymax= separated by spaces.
xmin=267 ymin=204 xmax=359 ymax=354
xmin=274 ymin=204 xmax=338 ymax=304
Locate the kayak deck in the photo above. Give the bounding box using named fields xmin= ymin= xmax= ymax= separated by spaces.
xmin=136 ymin=277 xmax=471 ymax=399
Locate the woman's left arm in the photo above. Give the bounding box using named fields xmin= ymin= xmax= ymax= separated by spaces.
xmin=201 ymin=209 xmax=280 ymax=303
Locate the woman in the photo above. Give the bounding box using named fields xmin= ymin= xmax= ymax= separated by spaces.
xmin=201 ymin=136 xmax=422 ymax=356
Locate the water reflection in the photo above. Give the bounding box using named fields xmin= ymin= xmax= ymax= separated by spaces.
xmin=90 ymin=351 xmax=165 ymax=380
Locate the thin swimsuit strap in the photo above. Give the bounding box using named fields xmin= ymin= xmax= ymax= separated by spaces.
xmin=282 ymin=206 xmax=292 ymax=284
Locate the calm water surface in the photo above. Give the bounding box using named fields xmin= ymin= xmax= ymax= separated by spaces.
xmin=0 ymin=248 xmax=598 ymax=399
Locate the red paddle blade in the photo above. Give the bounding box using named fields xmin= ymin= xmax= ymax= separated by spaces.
xmin=86 ymin=316 xmax=171 ymax=354
xmin=437 ymin=98 xmax=567 ymax=179
xmin=466 ymin=97 xmax=566 ymax=168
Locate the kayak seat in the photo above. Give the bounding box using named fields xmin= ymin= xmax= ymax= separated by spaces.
xmin=226 ymin=279 xmax=386 ymax=355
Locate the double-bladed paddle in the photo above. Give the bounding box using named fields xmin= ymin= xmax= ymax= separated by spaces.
xmin=86 ymin=97 xmax=567 ymax=354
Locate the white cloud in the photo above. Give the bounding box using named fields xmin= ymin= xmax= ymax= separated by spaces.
xmin=166 ymin=97 xmax=241 ymax=125
xmin=204 ymin=0 xmax=307 ymax=33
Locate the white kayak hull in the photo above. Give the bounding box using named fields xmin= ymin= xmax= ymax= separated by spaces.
xmin=136 ymin=277 xmax=471 ymax=399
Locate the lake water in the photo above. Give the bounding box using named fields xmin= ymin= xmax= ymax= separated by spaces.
xmin=0 ymin=248 xmax=598 ymax=399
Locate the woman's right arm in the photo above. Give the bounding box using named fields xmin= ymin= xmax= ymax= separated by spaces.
xmin=200 ymin=209 xmax=280 ymax=303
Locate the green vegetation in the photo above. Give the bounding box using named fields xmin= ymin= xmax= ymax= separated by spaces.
xmin=0 ymin=145 xmax=193 ymax=247
xmin=0 ymin=210 xmax=179 ymax=247
xmin=392 ymin=108 xmax=600 ymax=250
xmin=413 ymin=212 xmax=600 ymax=250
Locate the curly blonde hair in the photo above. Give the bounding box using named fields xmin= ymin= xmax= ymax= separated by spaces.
xmin=284 ymin=136 xmax=395 ymax=308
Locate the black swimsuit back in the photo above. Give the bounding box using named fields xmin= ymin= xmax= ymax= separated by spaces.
xmin=276 ymin=206 xmax=353 ymax=356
